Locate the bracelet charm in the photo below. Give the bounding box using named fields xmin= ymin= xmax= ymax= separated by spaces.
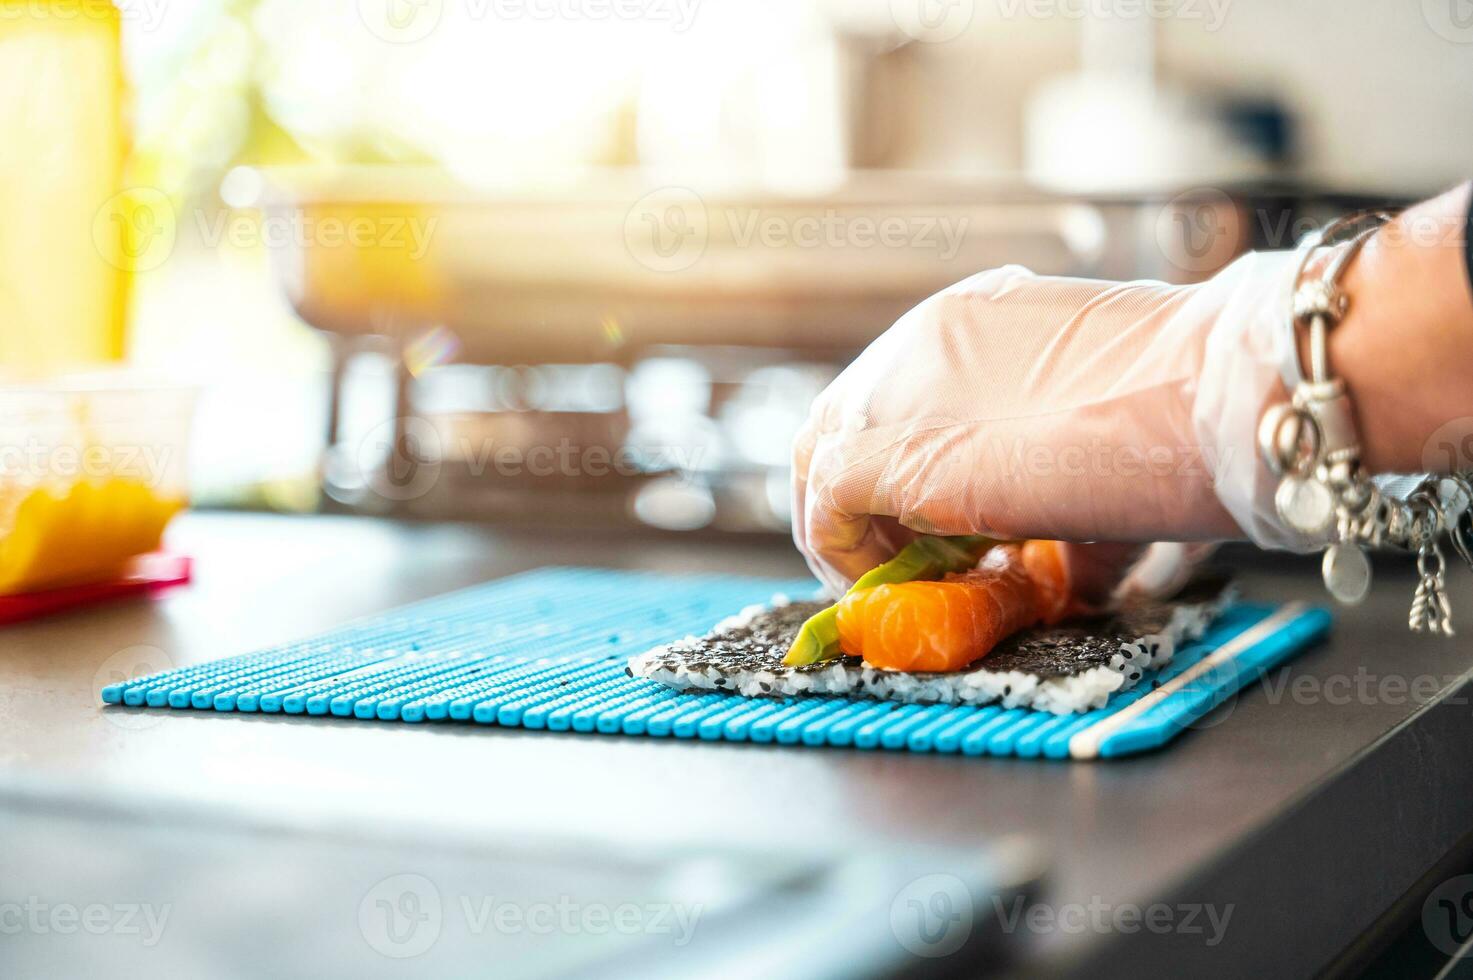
xmin=1322 ymin=541 xmax=1372 ymax=605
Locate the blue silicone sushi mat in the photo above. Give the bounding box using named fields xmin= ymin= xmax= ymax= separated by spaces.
xmin=100 ymin=567 xmax=1331 ymax=760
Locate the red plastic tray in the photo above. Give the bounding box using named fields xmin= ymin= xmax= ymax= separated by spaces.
xmin=0 ymin=553 xmax=192 ymax=626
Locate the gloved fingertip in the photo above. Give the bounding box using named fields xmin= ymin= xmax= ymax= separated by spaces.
xmin=1111 ymin=542 xmax=1221 ymax=602
xmin=802 ymin=516 xmax=913 ymax=597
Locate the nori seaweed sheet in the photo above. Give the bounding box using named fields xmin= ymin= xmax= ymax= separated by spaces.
xmin=638 ymin=573 xmax=1232 ymax=680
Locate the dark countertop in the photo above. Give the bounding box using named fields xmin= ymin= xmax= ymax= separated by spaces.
xmin=3 ymin=512 xmax=1472 ymax=978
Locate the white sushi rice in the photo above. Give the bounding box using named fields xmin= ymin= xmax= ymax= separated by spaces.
xmin=628 ymin=588 xmax=1235 ymax=716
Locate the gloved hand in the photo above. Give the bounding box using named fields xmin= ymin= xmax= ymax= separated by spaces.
xmin=791 ymin=250 xmax=1309 ymax=598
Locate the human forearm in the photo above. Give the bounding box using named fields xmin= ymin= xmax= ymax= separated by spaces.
xmin=1328 ymin=182 xmax=1473 ymax=473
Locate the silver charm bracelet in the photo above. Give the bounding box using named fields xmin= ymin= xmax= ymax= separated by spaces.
xmin=1258 ymin=212 xmax=1473 ymax=635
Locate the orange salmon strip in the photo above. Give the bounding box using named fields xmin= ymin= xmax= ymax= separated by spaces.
xmin=835 ymin=540 xmax=1074 ymax=672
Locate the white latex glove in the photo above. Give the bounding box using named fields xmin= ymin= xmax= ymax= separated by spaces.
xmin=792 ymin=250 xmax=1308 ymax=598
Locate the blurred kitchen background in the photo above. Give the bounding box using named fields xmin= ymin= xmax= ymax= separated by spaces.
xmin=5 ymin=0 xmax=1472 ymax=562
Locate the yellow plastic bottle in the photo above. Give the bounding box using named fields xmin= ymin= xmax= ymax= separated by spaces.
xmin=0 ymin=0 xmax=130 ymax=371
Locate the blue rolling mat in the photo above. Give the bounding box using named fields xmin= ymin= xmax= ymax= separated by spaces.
xmin=100 ymin=567 xmax=1332 ymax=760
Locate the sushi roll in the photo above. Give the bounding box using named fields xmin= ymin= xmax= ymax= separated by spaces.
xmin=836 ymin=541 xmax=1072 ymax=673
xmin=627 ymin=574 xmax=1235 ymax=716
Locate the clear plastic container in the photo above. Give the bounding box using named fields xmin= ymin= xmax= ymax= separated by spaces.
xmin=0 ymin=375 xmax=195 ymax=594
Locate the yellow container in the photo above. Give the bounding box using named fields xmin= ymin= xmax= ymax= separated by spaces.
xmin=0 ymin=376 xmax=193 ymax=594
xmin=0 ymin=0 xmax=130 ymax=371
